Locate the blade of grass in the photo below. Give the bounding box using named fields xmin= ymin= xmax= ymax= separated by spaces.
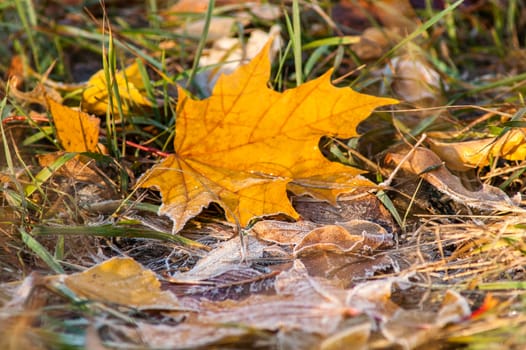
xmin=475 ymin=281 xmax=526 ymax=290
xmin=14 ymin=0 xmax=40 ymax=72
xmin=302 ymin=36 xmax=360 ymax=50
xmin=379 ymin=0 xmax=464 ymax=62
xmin=21 ymin=228 xmax=65 ymax=274
xmin=33 ymin=224 xmax=210 ymax=250
xmin=352 ymin=0 xmax=464 ymax=89
xmin=186 ymin=0 xmax=215 ymax=90
xmin=291 ymin=0 xmax=302 ymax=85
xmin=0 ymin=97 xmax=15 ymax=171
xmin=376 ymin=190 xmax=403 ymax=230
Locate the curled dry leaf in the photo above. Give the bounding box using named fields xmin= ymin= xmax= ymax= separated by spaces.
xmin=387 ymin=53 xmax=444 ymax=106
xmin=140 ymin=40 xmax=397 ymax=233
xmin=250 ymin=220 xmax=319 ymax=245
xmin=294 ymin=221 xmax=392 ymax=256
xmin=386 ymin=147 xmax=523 ymax=211
xmin=428 ymin=129 xmax=526 ymax=171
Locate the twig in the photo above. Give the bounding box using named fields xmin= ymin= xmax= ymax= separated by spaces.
xmin=379 ymin=133 xmax=427 ymax=188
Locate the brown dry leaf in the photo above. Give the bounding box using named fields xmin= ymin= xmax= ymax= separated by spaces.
xmin=47 ymin=98 xmax=100 ymax=153
xmin=294 ymin=222 xmax=395 ymax=286
xmin=199 ymin=260 xmax=350 ymax=335
xmin=140 ymin=41 xmax=397 ymax=233
xmin=64 ymin=257 xmax=180 ymax=310
xmin=381 ymin=290 xmax=471 ymax=349
xmin=250 ymin=220 xmax=319 ymax=245
xmin=171 ymin=235 xmax=272 ymax=282
xmin=386 ymin=147 xmax=522 ymax=211
xmin=428 ymin=129 xmax=526 ymax=171
xmin=294 ymin=220 xmax=392 ymax=256
xmin=388 ymin=52 xmax=444 ymax=106
xmin=167 ymin=267 xmax=278 ymax=301
xmin=81 ymin=62 xmax=152 ymax=116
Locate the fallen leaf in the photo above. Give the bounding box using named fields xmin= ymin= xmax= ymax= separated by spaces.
xmin=64 ymin=257 xmax=180 ymax=310
xmin=171 ymin=235 xmax=271 ymax=282
xmin=386 ymin=147 xmax=523 ymax=211
xmin=47 ymin=98 xmax=100 ymax=153
xmin=292 ymin=192 xmax=398 ymax=233
xmin=251 ymin=220 xmax=319 ymax=245
xmin=295 ymin=223 xmax=396 ymax=286
xmin=381 ymin=289 xmax=471 ymax=349
xmin=199 ymin=260 xmax=351 ymax=335
xmin=140 ymin=41 xmax=397 ymax=233
xmin=166 ymin=268 xmax=278 ymax=301
xmin=82 ymin=62 xmax=152 ymax=116
xmin=294 ymin=221 xmax=392 ymax=256
xmin=388 ymin=52 xmax=444 ymax=106
xmin=428 ymin=129 xmax=526 ymax=171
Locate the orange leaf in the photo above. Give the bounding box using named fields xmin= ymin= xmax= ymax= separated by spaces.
xmin=81 ymin=62 xmax=152 ymax=116
xmin=47 ymin=98 xmax=100 ymax=153
xmin=140 ymin=42 xmax=397 ymax=232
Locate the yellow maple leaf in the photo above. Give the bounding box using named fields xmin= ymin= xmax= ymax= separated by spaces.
xmin=47 ymin=98 xmax=100 ymax=153
xmin=82 ymin=62 xmax=152 ymax=116
xmin=140 ymin=42 xmax=397 ymax=233
xmin=64 ymin=257 xmax=179 ymax=309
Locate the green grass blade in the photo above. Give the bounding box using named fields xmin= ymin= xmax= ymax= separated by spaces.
xmin=369 ymin=0 xmax=465 ymax=77
xmin=291 ymin=0 xmax=303 ymax=85
xmin=33 ymin=224 xmax=209 ymax=250
xmin=376 ymin=190 xmax=403 ymax=230
xmin=302 ymin=36 xmax=360 ymax=50
xmin=21 ymin=228 xmax=65 ymax=274
xmin=186 ymin=0 xmax=216 ymax=90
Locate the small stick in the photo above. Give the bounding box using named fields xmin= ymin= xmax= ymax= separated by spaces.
xmin=379 ymin=133 xmax=428 ymax=188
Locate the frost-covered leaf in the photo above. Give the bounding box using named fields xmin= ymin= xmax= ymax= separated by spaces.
xmin=64 ymin=257 xmax=180 ymax=310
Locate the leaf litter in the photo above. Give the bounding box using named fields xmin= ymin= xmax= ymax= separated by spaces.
xmin=1 ymin=0 xmax=526 ymax=349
